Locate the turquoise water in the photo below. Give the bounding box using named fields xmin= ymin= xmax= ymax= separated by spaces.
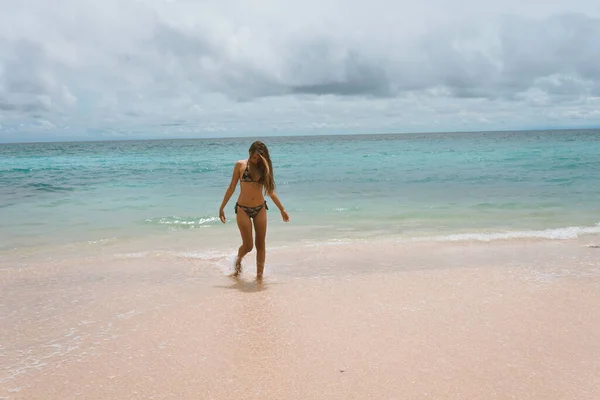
xmin=1 ymin=129 xmax=600 ymax=254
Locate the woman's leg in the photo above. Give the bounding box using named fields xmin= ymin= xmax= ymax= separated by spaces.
xmin=234 ymin=207 xmax=254 ymax=276
xmin=252 ymin=206 xmax=268 ymax=279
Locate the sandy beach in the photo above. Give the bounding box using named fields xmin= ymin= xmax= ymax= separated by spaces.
xmin=2 ymin=237 xmax=600 ymax=399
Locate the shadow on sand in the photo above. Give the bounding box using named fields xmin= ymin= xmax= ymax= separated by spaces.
xmin=214 ymin=275 xmax=274 ymax=293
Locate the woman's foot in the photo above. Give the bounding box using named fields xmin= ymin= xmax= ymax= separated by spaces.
xmin=256 ymin=263 xmax=264 ymax=280
xmin=231 ymin=257 xmax=242 ymax=277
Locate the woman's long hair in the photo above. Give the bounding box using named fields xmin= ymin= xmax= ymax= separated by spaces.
xmin=249 ymin=141 xmax=275 ymax=195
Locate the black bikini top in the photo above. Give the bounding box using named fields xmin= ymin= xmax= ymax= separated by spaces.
xmin=241 ymin=161 xmax=261 ymax=183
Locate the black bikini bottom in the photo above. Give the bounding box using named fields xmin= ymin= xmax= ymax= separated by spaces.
xmin=235 ymin=201 xmax=268 ymax=219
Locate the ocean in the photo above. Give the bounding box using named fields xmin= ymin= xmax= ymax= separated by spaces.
xmin=1 ymin=129 xmax=600 ymax=266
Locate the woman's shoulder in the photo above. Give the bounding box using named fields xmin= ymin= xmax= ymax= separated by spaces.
xmin=234 ymin=160 xmax=247 ymax=173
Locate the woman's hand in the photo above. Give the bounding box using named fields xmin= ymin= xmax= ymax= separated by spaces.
xmin=219 ymin=208 xmax=226 ymax=223
xmin=281 ymin=209 xmax=290 ymax=222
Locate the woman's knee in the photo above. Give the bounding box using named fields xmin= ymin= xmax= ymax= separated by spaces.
xmin=242 ymin=242 xmax=254 ymax=253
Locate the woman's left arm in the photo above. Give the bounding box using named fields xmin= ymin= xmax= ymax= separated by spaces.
xmin=268 ymin=191 xmax=290 ymax=222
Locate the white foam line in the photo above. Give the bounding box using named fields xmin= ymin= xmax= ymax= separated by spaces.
xmin=175 ymin=251 xmax=229 ymax=260
xmin=113 ymin=252 xmax=149 ymax=259
xmin=300 ymin=222 xmax=600 ymax=247
xmin=428 ymin=223 xmax=600 ymax=242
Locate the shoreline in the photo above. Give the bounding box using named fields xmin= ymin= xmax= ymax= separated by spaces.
xmin=2 ymin=223 xmax=600 ymax=268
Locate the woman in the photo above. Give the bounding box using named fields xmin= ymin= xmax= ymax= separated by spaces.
xmin=219 ymin=141 xmax=290 ymax=280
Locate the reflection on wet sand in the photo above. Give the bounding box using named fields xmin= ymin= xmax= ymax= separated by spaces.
xmin=215 ymin=276 xmax=268 ymax=293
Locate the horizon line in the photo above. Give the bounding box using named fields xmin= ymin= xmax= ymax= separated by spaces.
xmin=1 ymin=126 xmax=599 ymax=145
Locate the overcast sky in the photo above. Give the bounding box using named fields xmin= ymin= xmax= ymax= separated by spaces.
xmin=1 ymin=0 xmax=599 ymax=142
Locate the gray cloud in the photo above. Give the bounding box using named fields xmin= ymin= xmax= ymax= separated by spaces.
xmin=141 ymin=11 xmax=600 ymax=101
xmin=2 ymin=40 xmax=51 ymax=94
xmin=0 ymin=96 xmax=51 ymax=113
xmin=289 ymin=50 xmax=391 ymax=97
xmin=412 ymin=13 xmax=600 ymax=100
xmin=0 ymin=0 xmax=599 ymax=141
xmin=0 ymin=39 xmax=55 ymax=116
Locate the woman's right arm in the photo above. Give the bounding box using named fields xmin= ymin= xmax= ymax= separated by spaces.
xmin=219 ymin=161 xmax=241 ymax=223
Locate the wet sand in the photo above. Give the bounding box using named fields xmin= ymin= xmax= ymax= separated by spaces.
xmin=2 ymin=238 xmax=600 ymax=399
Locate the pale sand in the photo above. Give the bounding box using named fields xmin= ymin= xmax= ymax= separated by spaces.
xmin=2 ymin=238 xmax=600 ymax=399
